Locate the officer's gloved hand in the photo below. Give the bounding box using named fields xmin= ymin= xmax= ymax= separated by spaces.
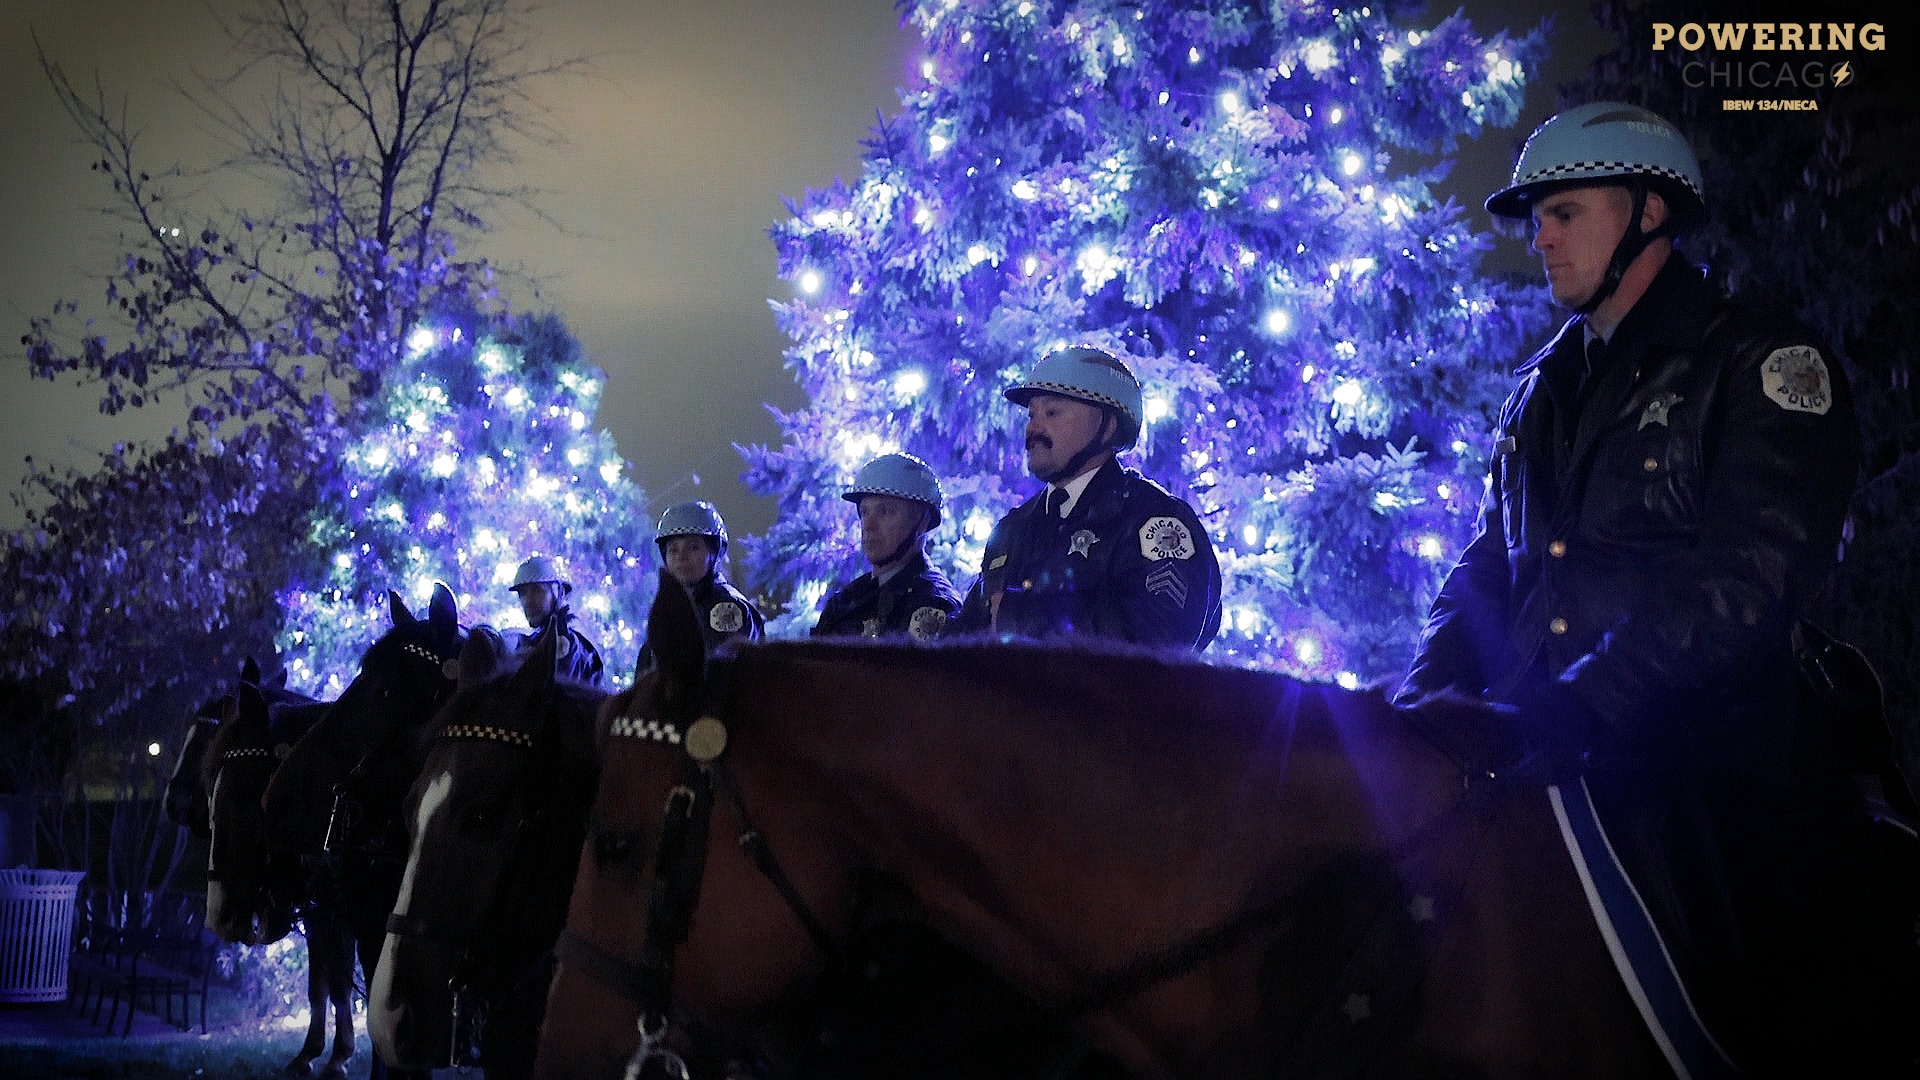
xmin=1504 ymin=679 xmax=1601 ymax=778
xmin=1399 ymin=682 xmax=1598 ymax=781
xmin=1396 ymin=689 xmax=1523 ymax=776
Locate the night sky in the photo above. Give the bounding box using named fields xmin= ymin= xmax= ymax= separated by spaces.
xmin=0 ymin=0 xmax=1605 ymax=539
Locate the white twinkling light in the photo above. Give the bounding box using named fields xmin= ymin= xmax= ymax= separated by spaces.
xmin=365 ymin=446 xmax=390 ymax=469
xmin=430 ymin=451 xmax=458 ymax=477
xmin=1295 ymin=634 xmax=1323 ymax=665
xmin=798 ymin=269 xmax=823 ymax=294
xmin=1188 ymin=46 xmax=1201 ymax=64
xmin=929 ymin=132 xmax=951 ymax=154
xmin=1022 ymin=255 xmax=1039 ymax=275
xmin=1337 ymin=671 xmax=1361 ymax=690
xmin=1264 ymin=309 xmax=1291 ymax=335
xmin=967 ymin=243 xmax=991 ymax=265
xmin=1144 ymin=396 xmax=1170 ymax=422
xmin=1332 ymin=379 xmax=1365 ymax=406
xmin=1418 ymin=535 xmax=1445 ymax=559
xmin=406 ymin=326 xmax=438 ymax=355
xmin=1011 ymin=179 xmax=1037 ymax=200
xmin=1341 ymin=152 xmax=1363 ymax=177
xmin=600 ymin=461 xmax=621 ymax=485
xmin=1220 ymin=90 xmax=1242 ymax=113
xmin=1329 ymin=107 xmax=1344 ymax=124
xmin=1304 ymin=40 xmax=1336 ymax=72
xmin=893 ymin=370 xmax=927 ymax=399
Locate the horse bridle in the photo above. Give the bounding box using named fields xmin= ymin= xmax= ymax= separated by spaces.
xmin=556 ymin=658 xmax=840 ymax=1080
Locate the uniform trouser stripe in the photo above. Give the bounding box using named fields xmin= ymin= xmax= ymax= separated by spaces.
xmin=1547 ymin=779 xmax=1740 ymax=1080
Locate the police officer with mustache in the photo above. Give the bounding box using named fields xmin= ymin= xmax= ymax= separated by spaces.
xmin=954 ymin=347 xmax=1221 ymax=650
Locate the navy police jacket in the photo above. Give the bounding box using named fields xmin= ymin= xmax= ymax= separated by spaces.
xmin=954 ymin=459 xmax=1221 ymax=651
xmin=812 ymin=551 xmax=962 ymax=641
xmin=1399 ymin=253 xmax=1858 ymax=777
xmin=1397 ymin=254 xmax=1890 ymax=1067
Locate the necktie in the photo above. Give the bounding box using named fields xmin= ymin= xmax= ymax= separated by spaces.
xmin=1045 ymin=486 xmax=1069 ymax=522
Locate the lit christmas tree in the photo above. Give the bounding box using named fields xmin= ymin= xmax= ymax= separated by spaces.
xmin=276 ymin=310 xmax=655 ymax=694
xmin=743 ymin=0 xmax=1551 ymax=679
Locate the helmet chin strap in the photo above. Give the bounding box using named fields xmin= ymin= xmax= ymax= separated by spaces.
xmin=1037 ymin=411 xmax=1117 ymax=484
xmin=876 ymin=524 xmax=924 ymax=570
xmin=1576 ymin=180 xmax=1673 ymax=316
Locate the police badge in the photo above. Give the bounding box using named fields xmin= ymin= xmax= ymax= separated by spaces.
xmin=1760 ymin=345 xmax=1831 ymax=416
xmin=1067 ymin=529 xmax=1099 ymax=558
xmin=908 ymin=606 xmax=948 ymax=641
xmin=709 ymin=601 xmax=744 ymax=633
xmin=1138 ymin=516 xmax=1196 ymax=560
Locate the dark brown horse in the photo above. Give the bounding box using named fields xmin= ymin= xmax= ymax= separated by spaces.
xmin=263 ymin=584 xmax=468 ymax=1080
xmin=369 ymin=626 xmax=604 ymax=1077
xmin=535 ymin=581 xmax=1671 ymax=1080
xmin=204 ymin=682 xmax=358 ymax=1079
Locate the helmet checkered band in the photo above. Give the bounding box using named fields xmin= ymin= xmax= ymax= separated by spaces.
xmin=1511 ymin=160 xmax=1702 ymax=199
xmin=1016 ymin=379 xmax=1133 ymax=413
xmin=440 ymin=724 xmax=536 ymax=748
xmin=221 ymin=747 xmax=272 ymax=763
xmin=610 ymin=715 xmax=682 ymax=746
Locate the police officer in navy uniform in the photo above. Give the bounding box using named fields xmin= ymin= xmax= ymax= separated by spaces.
xmin=954 ymin=346 xmax=1221 ymax=651
xmin=508 ymin=554 xmax=606 ymax=686
xmin=641 ymin=501 xmax=762 ymax=667
xmin=1397 ymin=103 xmax=1914 ymax=1073
xmin=813 ymin=453 xmax=962 ymax=641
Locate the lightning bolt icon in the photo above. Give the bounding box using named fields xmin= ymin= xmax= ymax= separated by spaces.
xmin=1835 ymin=61 xmax=1853 ymax=86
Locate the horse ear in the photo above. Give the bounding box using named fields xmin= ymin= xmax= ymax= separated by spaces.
xmin=647 ymin=570 xmax=704 ymax=706
xmin=389 ymin=590 xmax=416 ymax=627
xmin=241 ymin=656 xmax=262 ymax=685
xmin=268 ymin=669 xmax=289 ymax=690
xmin=428 ymin=581 xmax=458 ymax=634
xmin=457 ymin=628 xmax=506 ymax=690
xmin=238 ymin=682 xmax=269 ymax=726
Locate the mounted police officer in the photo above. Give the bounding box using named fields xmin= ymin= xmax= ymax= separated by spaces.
xmin=954 ymin=346 xmax=1221 ymax=651
xmin=1398 ymin=102 xmax=1914 ymax=1074
xmin=643 ymin=501 xmax=762 ymax=665
xmin=508 ymin=554 xmax=606 ymax=686
xmin=813 ymin=453 xmax=962 ymax=642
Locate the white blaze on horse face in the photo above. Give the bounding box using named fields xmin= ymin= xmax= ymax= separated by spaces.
xmin=370 ymin=768 xmax=454 ymax=1053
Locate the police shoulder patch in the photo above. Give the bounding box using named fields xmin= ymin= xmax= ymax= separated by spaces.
xmin=908 ymin=606 xmax=948 ymax=642
xmin=709 ymin=601 xmax=745 ymax=633
xmin=1138 ymin=516 xmax=1196 ymax=560
xmin=1760 ymin=345 xmax=1831 ymax=416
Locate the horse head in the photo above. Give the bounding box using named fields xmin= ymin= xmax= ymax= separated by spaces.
xmin=370 ymin=623 xmax=605 ymax=1072
xmin=263 ymin=583 xmax=467 ymax=856
xmin=538 ymin=575 xmax=857 ymax=1080
xmin=166 ymin=656 xmax=292 ymax=838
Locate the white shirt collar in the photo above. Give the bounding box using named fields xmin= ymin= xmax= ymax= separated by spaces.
xmin=1045 ymin=465 xmax=1102 ymax=520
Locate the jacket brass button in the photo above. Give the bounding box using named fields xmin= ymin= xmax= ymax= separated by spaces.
xmin=1549 ymin=617 xmax=1569 ymax=635
xmin=1643 ymin=457 xmax=1660 ymax=472
xmin=1548 ymin=539 xmax=1567 ymax=558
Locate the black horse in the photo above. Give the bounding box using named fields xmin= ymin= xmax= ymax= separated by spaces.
xmin=370 ymin=625 xmax=605 ymax=1078
xmin=263 ymin=585 xmax=468 ymax=1080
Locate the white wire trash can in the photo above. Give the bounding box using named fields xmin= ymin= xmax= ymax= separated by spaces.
xmin=0 ymin=869 xmax=88 ymax=1003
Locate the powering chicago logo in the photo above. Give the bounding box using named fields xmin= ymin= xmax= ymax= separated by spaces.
xmin=1652 ymin=20 xmax=1885 ymax=109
